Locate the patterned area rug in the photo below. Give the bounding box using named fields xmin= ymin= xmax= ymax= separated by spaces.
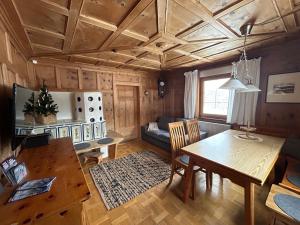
xmin=89 ymin=151 xmax=171 ymax=210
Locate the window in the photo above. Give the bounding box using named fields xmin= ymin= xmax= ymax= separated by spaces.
xmin=201 ymin=76 xmax=230 ymax=120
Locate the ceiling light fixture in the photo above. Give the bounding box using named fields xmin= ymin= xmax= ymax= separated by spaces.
xmin=32 ymin=59 xmax=38 ymax=64
xmin=219 ymin=24 xmax=261 ymax=92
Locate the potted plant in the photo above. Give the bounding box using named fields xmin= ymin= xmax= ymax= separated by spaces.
xmin=35 ymin=84 xmax=58 ymax=124
xmin=23 ymin=92 xmax=35 ymax=124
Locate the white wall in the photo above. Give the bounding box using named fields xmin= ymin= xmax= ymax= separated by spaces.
xmin=15 ymin=87 xmax=75 ymax=121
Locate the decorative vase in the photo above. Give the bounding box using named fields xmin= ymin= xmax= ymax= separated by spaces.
xmin=24 ymin=113 xmax=34 ymax=124
xmin=35 ymin=114 xmax=57 ymax=125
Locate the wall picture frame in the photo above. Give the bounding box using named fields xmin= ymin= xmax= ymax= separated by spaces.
xmin=93 ymin=122 xmax=102 ymax=139
xmin=83 ymin=124 xmax=93 ymax=141
xmin=266 ymin=72 xmax=300 ymax=103
xmin=58 ymin=126 xmax=70 ymax=138
xmin=44 ymin=127 xmax=57 ymax=139
xmin=71 ymin=125 xmax=82 ymax=143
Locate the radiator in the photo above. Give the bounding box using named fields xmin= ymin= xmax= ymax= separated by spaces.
xmin=199 ymin=121 xmax=231 ymax=137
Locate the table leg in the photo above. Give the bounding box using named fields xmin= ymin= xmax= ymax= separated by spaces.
xmin=244 ymin=182 xmax=255 ymax=225
xmin=183 ymin=158 xmax=194 ymax=203
xmin=108 ymin=144 xmax=117 ymax=159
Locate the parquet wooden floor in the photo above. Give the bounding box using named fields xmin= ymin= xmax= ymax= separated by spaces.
xmin=82 ymin=139 xmax=273 ymax=225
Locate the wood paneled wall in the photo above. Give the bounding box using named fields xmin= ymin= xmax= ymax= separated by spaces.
xmin=163 ymin=38 xmax=300 ymax=137
xmin=28 ymin=59 xmax=164 ymax=133
xmin=0 ymin=18 xmax=29 ymax=161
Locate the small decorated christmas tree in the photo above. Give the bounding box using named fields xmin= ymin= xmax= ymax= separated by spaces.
xmin=23 ymin=92 xmax=35 ymax=115
xmin=23 ymin=92 xmax=35 ymax=124
xmin=35 ymin=84 xmax=58 ymax=124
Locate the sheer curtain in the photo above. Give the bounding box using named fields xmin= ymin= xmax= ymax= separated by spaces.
xmin=184 ymin=70 xmax=198 ymax=119
xmin=227 ymin=57 xmax=261 ymax=125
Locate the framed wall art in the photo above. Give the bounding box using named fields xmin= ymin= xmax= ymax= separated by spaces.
xmin=93 ymin=122 xmax=102 ymax=139
xmin=58 ymin=126 xmax=70 ymax=138
xmin=71 ymin=125 xmax=82 ymax=143
xmin=83 ymin=124 xmax=93 ymax=141
xmin=266 ymin=72 xmax=300 ymax=103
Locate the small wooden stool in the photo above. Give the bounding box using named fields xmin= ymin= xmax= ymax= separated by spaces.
xmin=266 ymin=184 xmax=300 ymax=225
xmin=83 ymin=150 xmax=103 ymax=164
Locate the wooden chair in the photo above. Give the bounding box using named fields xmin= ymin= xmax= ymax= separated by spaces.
xmin=185 ymin=119 xmax=201 ymax=144
xmin=185 ymin=119 xmax=213 ymax=189
xmin=168 ymin=121 xmax=203 ymax=199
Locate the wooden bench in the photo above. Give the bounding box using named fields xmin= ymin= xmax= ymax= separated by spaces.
xmin=75 ymin=131 xmax=124 ymax=163
xmin=266 ymin=184 xmax=300 ymax=225
xmin=279 ymin=157 xmax=300 ymax=194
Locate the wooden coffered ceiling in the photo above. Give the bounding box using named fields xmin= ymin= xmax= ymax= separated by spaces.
xmin=2 ymin=0 xmax=300 ymax=71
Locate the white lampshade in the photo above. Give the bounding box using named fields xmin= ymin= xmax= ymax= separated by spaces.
xmin=238 ymin=80 xmax=261 ymax=93
xmin=219 ymin=77 xmax=247 ymax=90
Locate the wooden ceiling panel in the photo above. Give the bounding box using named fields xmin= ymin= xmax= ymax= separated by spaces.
xmin=81 ymin=0 xmax=139 ymax=25
xmin=182 ymin=24 xmax=227 ymax=41
xmin=126 ymin=1 xmax=157 ymax=37
xmin=6 ymin=0 xmax=299 ymax=70
xmin=14 ymin=0 xmax=67 ymax=34
xmin=165 ymin=51 xmax=183 ymax=62
xmin=199 ymin=0 xmax=239 ymax=14
xmin=70 ymin=56 xmax=98 ymax=64
xmin=142 ymin=53 xmax=160 ymax=62
xmin=47 ymin=0 xmax=70 ymax=8
xmin=177 ymin=42 xmax=221 ymax=53
xmin=71 ymin=21 xmax=112 ymax=50
xmin=89 ymin=52 xmax=133 ymax=63
xmin=27 ymin=30 xmax=63 ymax=50
xmin=167 ymin=0 xmax=202 ymax=36
xmin=109 ymin=34 xmax=142 ymax=48
xmin=220 ymin=0 xmax=285 ymax=35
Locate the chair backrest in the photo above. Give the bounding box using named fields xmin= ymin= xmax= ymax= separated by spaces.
xmin=168 ymin=121 xmax=187 ymax=159
xmin=186 ymin=119 xmax=201 ymax=144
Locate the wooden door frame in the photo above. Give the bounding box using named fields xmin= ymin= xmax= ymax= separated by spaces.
xmin=113 ymin=81 xmax=141 ymax=139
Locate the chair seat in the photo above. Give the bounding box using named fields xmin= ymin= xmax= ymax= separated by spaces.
xmin=179 ymin=154 xmax=190 ymax=164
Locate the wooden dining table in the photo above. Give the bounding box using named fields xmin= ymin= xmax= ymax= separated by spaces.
xmin=181 ymin=129 xmax=285 ymax=225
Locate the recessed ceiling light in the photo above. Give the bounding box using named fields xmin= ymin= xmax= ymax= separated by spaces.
xmin=32 ymin=59 xmax=38 ymax=64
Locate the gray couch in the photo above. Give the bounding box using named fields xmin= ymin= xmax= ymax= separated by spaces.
xmin=141 ymin=117 xmax=209 ymax=151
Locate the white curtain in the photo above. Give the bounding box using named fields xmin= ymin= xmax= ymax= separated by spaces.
xmin=184 ymin=70 xmax=198 ymax=119
xmin=227 ymin=57 xmax=261 ymax=125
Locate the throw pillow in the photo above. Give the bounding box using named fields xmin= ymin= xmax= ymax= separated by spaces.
xmin=148 ymin=122 xmax=159 ymax=132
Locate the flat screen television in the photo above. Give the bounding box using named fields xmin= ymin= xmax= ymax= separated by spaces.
xmin=11 ymin=83 xmax=36 ymax=150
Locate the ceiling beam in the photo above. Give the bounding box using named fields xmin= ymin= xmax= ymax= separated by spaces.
xmin=157 ymin=0 xmax=168 ymax=33
xmin=100 ymin=0 xmax=154 ymax=49
xmin=79 ymin=15 xmax=117 ymax=32
xmin=24 ymin=24 xmax=65 ymax=39
xmin=32 ymin=43 xmax=62 ymax=52
xmin=38 ymin=0 xmax=69 ymax=16
xmin=63 ymin=0 xmax=83 ymax=53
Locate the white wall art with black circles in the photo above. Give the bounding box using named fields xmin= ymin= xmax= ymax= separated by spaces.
xmin=74 ymin=92 xmax=104 ymax=123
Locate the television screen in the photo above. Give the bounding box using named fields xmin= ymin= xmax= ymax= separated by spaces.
xmin=11 ymin=84 xmax=35 ymax=150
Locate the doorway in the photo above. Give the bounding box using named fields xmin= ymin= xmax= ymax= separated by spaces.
xmin=115 ymin=85 xmax=139 ymax=141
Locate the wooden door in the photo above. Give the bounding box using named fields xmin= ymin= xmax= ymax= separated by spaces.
xmin=115 ymin=85 xmax=139 ymax=140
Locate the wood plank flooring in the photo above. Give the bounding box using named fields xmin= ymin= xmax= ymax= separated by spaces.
xmin=82 ymin=139 xmax=273 ymax=225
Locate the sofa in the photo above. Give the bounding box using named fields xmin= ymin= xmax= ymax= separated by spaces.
xmin=141 ymin=116 xmax=213 ymax=151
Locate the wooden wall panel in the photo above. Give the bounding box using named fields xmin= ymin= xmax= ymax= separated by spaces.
xmin=59 ymin=68 xmax=79 ymax=90
xmin=82 ymin=70 xmax=97 ymax=90
xmin=0 ymin=19 xmax=29 ymax=161
xmin=35 ymin=65 xmax=56 ymax=88
xmin=30 ymin=59 xmax=164 ymax=139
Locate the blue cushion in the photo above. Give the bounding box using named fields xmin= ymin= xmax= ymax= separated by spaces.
xmin=179 ymin=155 xmax=190 ymax=164
xmin=145 ymin=129 xmax=170 ymax=144
xmin=274 ymin=194 xmax=300 ymax=222
xmin=157 ymin=117 xmax=175 ymax=131
xmin=287 ymin=175 xmax=300 ymax=188
xmin=200 ymin=131 xmax=208 ymax=139
xmin=74 ymin=142 xmax=91 ymax=150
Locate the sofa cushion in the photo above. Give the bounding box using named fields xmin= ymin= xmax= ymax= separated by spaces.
xmin=200 ymin=131 xmax=208 ymax=139
xmin=145 ymin=129 xmax=170 ymax=144
xmin=157 ymin=116 xmax=175 ymax=131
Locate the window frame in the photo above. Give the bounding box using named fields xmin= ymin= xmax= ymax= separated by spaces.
xmin=199 ymin=73 xmax=231 ymax=122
